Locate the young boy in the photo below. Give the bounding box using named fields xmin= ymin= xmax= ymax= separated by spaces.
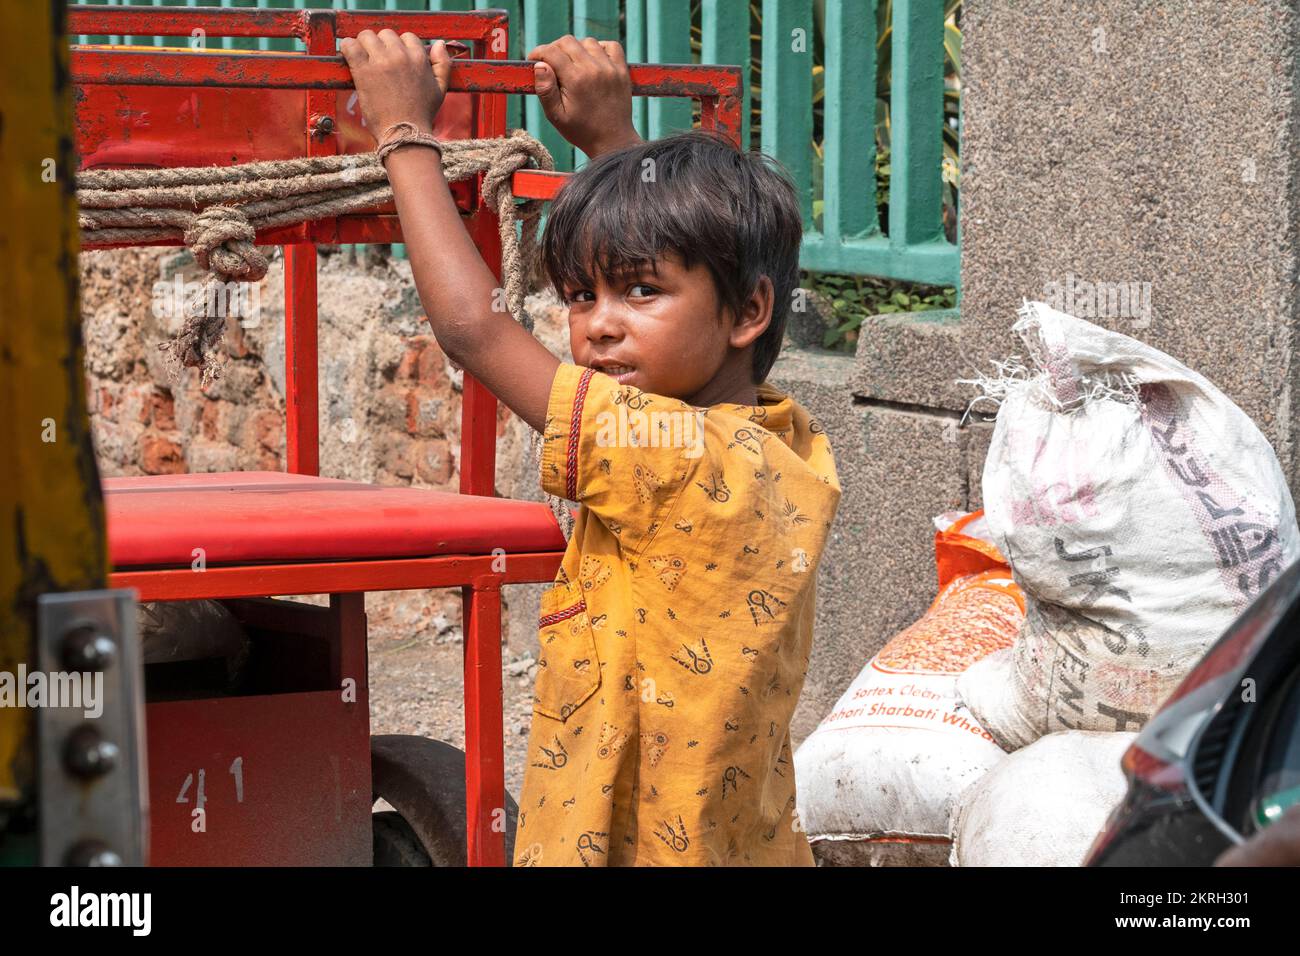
xmin=342 ymin=31 xmax=841 ymax=866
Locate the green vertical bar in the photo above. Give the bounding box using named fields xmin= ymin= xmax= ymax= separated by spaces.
xmin=121 ymin=0 xmax=160 ymax=47
xmin=573 ymin=0 xmax=618 ymax=37
xmin=181 ymin=0 xmax=206 ymax=50
xmin=256 ymin=0 xmax=301 ymax=52
xmin=476 ymin=0 xmax=522 ymax=132
xmin=220 ymin=0 xmax=260 ymax=51
xmin=120 ymin=0 xmax=136 ymax=47
xmin=103 ymin=0 xmax=124 ymax=45
xmin=954 ymin=25 xmax=962 ymax=287
xmin=336 ymin=0 xmax=362 ymax=263
xmin=645 ymin=0 xmax=691 ymax=139
xmin=889 ymin=0 xmax=944 ymax=247
xmin=626 ymin=0 xmax=648 ymax=138
xmin=523 ymin=0 xmax=575 ymax=171
xmin=823 ymin=0 xmax=876 ymax=241
xmin=428 ymin=0 xmax=472 ymax=10
xmin=701 ymin=0 xmax=751 ymax=149
xmin=760 ymin=0 xmax=812 ymax=225
xmin=82 ymin=0 xmax=112 ymax=45
xmin=571 ymin=0 xmax=620 ymax=166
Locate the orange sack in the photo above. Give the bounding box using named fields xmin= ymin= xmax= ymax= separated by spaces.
xmin=793 ymin=511 xmax=1024 ymax=866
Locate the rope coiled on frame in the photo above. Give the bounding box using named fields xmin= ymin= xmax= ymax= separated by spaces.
xmin=76 ymin=129 xmax=576 ymax=541
xmin=76 ymin=128 xmax=553 ymax=379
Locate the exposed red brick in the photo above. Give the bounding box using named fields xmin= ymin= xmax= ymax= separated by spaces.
xmin=252 ymin=409 xmax=284 ymax=450
xmin=396 ymin=340 xmax=425 ymax=381
xmin=404 ymin=385 xmax=445 ymax=438
xmin=200 ymin=400 xmax=221 ymax=441
xmin=416 ymin=339 xmax=446 ymax=387
xmin=140 ymin=434 xmax=185 ymax=475
xmin=149 ymin=388 xmax=176 ymax=430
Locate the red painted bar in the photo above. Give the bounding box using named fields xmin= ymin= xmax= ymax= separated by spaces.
xmin=510 ymin=168 xmax=568 ymax=201
xmin=68 ymin=5 xmax=499 ymax=40
xmin=461 ymin=22 xmax=511 ymax=869
xmin=462 ymin=578 xmax=506 ymax=867
xmin=283 ymin=244 xmax=319 ymax=477
xmin=69 ymin=50 xmax=741 ymax=101
xmin=108 ymin=552 xmax=564 ymax=602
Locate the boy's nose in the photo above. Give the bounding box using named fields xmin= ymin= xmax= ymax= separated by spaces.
xmin=584 ymin=298 xmax=626 ymax=343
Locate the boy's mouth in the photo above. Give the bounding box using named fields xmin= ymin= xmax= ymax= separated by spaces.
xmin=590 ymin=361 xmax=636 ymax=384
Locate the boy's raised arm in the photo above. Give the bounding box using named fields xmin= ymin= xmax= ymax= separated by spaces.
xmin=341 ymin=30 xmax=559 ymax=434
xmin=527 ymin=36 xmax=642 ymax=159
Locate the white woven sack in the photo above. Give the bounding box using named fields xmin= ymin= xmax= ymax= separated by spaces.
xmin=949 ymin=730 xmax=1135 ymax=866
xmin=958 ymin=302 xmax=1299 ymax=750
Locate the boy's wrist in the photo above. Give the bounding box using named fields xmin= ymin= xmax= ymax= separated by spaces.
xmin=581 ymin=128 xmax=643 ymax=159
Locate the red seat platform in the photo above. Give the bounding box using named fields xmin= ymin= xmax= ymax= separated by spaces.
xmin=106 ymin=471 xmax=567 ymax=569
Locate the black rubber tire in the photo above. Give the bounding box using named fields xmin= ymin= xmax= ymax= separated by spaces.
xmin=372 ymin=811 xmax=432 ymax=867
xmin=371 ymin=735 xmax=519 ymax=866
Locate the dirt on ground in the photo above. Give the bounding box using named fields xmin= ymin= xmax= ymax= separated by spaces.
xmin=364 ymin=599 xmax=538 ymax=800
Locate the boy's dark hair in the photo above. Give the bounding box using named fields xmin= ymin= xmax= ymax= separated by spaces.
xmin=540 ymin=129 xmax=803 ymax=385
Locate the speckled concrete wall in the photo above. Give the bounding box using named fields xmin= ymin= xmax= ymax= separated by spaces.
xmin=959 ymin=0 xmax=1299 ymax=473
xmin=786 ymin=0 xmax=1300 ymax=740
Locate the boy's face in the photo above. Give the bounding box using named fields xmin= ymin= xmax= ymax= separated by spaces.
xmin=564 ymin=251 xmax=759 ymax=404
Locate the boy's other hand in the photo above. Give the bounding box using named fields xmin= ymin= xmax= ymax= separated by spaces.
xmin=340 ymin=30 xmax=452 ymax=138
xmin=527 ymin=35 xmax=642 ymax=158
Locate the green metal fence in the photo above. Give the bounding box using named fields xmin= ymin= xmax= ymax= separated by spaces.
xmin=73 ymin=0 xmax=958 ymax=287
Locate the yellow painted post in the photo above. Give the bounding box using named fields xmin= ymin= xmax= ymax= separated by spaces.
xmin=0 ymin=0 xmax=107 ymax=843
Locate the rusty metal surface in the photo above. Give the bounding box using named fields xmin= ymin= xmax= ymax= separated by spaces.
xmin=2 ymin=0 xmax=109 ymax=824
xmin=67 ymin=5 xmax=501 ymax=42
xmin=71 ymin=50 xmax=742 ymax=101
xmin=146 ymin=691 xmax=371 ymax=865
xmin=146 ymin=595 xmax=370 ymax=867
xmin=37 ymin=589 xmax=146 ymax=866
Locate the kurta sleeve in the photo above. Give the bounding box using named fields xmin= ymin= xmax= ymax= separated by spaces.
xmin=540 ymin=363 xmax=714 ymax=555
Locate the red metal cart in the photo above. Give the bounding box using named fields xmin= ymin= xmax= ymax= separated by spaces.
xmin=69 ymin=4 xmax=740 ymax=867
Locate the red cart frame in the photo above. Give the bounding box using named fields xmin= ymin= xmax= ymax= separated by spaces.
xmin=69 ymin=4 xmax=741 ymax=867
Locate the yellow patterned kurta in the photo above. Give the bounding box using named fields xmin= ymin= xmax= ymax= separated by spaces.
xmin=513 ymin=363 xmax=841 ymax=866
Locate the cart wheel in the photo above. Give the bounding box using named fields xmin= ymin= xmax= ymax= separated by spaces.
xmin=372 ymin=811 xmax=432 ymax=867
xmin=370 ymin=734 xmax=519 ymax=867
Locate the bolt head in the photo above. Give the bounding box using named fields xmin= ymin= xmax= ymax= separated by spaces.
xmin=64 ymin=726 xmax=119 ymax=779
xmin=65 ymin=840 xmax=123 ymax=867
xmin=62 ymin=625 xmax=116 ymax=672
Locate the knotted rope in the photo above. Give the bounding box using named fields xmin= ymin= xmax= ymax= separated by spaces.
xmin=76 ymin=128 xmax=553 ymax=378
xmin=76 ymin=129 xmax=576 ymax=541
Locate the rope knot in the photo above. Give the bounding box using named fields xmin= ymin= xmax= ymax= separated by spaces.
xmin=183 ymin=205 xmax=269 ymax=283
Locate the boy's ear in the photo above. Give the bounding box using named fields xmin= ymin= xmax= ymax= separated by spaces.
xmin=729 ymin=275 xmax=774 ymax=350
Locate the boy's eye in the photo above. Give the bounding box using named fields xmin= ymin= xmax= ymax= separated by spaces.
xmin=567 ymin=290 xmax=595 ymax=304
xmin=628 ymin=284 xmax=658 ymax=297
